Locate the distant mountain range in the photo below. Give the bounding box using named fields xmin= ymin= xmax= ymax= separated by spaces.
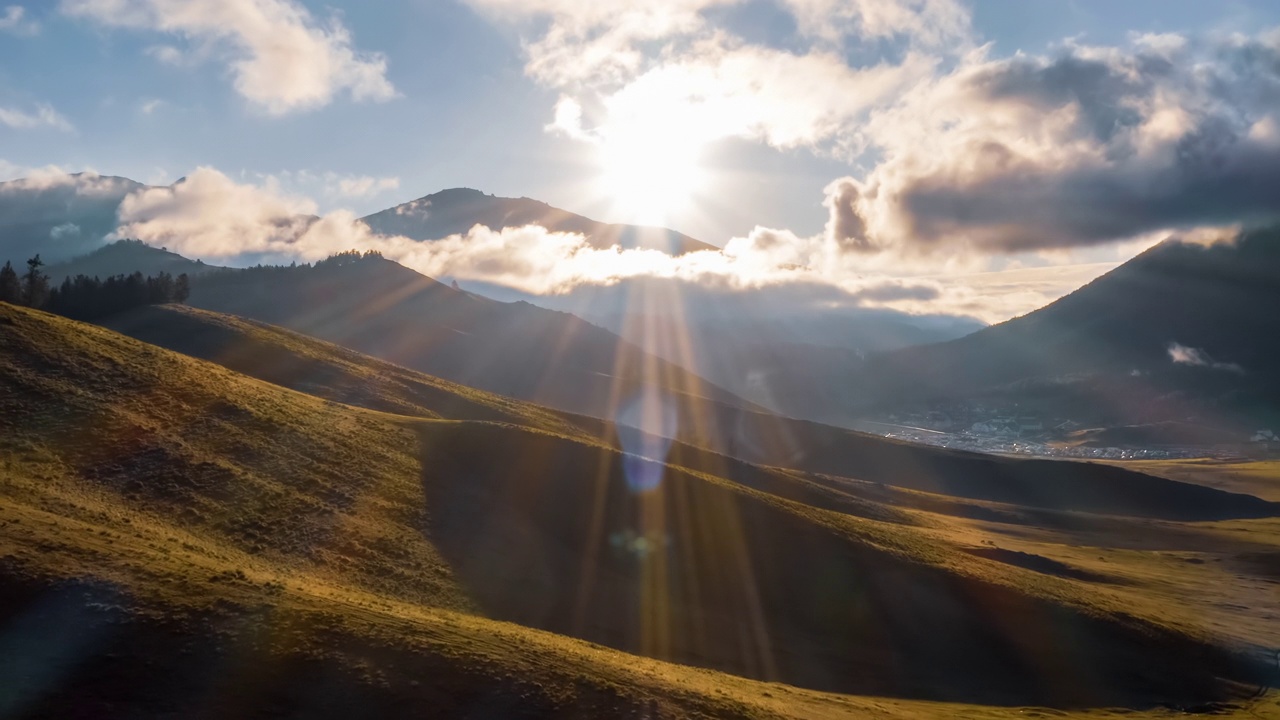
xmin=849 ymin=229 xmax=1280 ymax=431
xmin=0 ymin=175 xmax=713 ymax=264
xmin=7 ymin=170 xmax=1279 ymax=437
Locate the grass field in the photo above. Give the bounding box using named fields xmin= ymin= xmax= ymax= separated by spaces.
xmin=2 ymin=302 xmax=1279 ymax=718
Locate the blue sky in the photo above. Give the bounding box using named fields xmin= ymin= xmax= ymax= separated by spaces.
xmin=5 ymin=0 xmax=1280 ymax=323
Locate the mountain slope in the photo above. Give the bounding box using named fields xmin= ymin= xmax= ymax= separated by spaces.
xmin=101 ymin=299 xmax=1278 ymax=522
xmin=0 ymin=173 xmax=146 ymax=263
xmin=44 ymin=238 xmax=226 ymax=281
xmin=183 ymin=253 xmax=759 ymax=427
xmin=854 ymin=229 xmax=1280 ymax=428
xmin=361 ymin=187 xmax=716 ymax=255
xmin=0 ymin=302 xmax=1269 ymax=711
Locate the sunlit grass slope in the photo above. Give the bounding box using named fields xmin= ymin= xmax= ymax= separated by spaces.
xmin=98 ymin=304 xmax=1278 ymax=523
xmin=2 ymin=303 xmax=1274 ymax=717
xmin=102 ymin=304 xmax=603 ymax=441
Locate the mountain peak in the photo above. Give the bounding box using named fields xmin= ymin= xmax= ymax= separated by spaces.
xmin=363 ymin=188 xmax=716 ymax=255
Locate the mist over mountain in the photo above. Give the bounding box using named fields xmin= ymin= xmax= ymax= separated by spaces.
xmin=0 ymin=173 xmax=146 ymax=262
xmin=361 ymin=187 xmax=717 ymax=255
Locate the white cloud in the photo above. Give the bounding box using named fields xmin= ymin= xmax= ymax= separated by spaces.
xmin=112 ymin=166 xmax=1092 ymax=322
xmin=1167 ymin=343 xmax=1244 ymax=373
xmin=329 ymin=174 xmax=399 ymax=199
xmin=60 ymin=0 xmax=397 ymax=115
xmin=0 ymin=103 xmax=74 ymax=131
xmin=0 ymin=166 xmax=132 ymax=196
xmin=0 ymin=5 xmax=39 ymax=35
xmin=472 ymin=0 xmax=960 ymax=158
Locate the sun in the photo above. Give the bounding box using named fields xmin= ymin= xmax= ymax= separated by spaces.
xmin=596 ymin=121 xmax=707 ymax=227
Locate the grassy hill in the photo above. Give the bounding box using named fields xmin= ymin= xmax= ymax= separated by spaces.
xmin=96 ymin=303 xmax=1279 ymax=522
xmin=2 ymin=302 xmax=1276 ymax=717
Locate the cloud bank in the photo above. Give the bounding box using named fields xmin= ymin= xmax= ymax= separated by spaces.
xmin=110 ymin=166 xmax=1104 ymax=323
xmin=60 ymin=0 xmax=396 ymax=114
xmin=464 ymin=1 xmax=1280 ymax=265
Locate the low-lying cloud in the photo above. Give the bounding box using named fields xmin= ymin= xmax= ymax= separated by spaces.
xmin=111 ymin=166 xmax=1093 ymax=323
xmin=1167 ymin=343 xmax=1244 ymax=374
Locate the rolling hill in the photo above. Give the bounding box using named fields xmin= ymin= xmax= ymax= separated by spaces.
xmin=97 ymin=301 xmax=1279 ymax=521
xmin=361 ymin=187 xmax=716 ymax=255
xmin=2 ymin=301 xmax=1275 ymax=715
xmin=851 ymin=228 xmax=1280 ymax=431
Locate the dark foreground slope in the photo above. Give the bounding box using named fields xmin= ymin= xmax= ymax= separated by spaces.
xmin=2 ymin=303 xmax=1272 ymax=713
xmin=101 ymin=303 xmax=1279 ymax=522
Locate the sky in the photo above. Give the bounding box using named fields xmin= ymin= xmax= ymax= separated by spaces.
xmin=4 ymin=0 xmax=1280 ymax=324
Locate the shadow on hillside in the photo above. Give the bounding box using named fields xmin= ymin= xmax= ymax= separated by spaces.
xmin=414 ymin=422 xmax=1266 ymax=708
xmin=721 ymin=410 xmax=1280 ymax=521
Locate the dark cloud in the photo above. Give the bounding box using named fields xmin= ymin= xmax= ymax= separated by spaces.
xmin=858 ymin=33 xmax=1280 ymax=254
xmin=823 ymin=177 xmax=874 ymax=252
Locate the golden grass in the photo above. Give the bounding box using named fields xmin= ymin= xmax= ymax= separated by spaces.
xmin=2 ymin=303 xmax=1278 ymax=718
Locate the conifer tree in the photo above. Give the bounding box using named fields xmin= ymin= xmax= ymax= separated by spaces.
xmin=22 ymin=255 xmax=48 ymax=308
xmin=0 ymin=261 xmax=19 ymax=304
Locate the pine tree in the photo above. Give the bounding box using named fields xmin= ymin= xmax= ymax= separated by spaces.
xmin=22 ymin=255 xmax=49 ymax=308
xmin=0 ymin=261 xmax=19 ymax=304
xmin=174 ymin=273 xmax=191 ymax=303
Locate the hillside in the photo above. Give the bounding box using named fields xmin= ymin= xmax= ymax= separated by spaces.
xmin=182 ymin=253 xmax=760 ymax=430
xmin=3 ymin=302 xmax=1276 ymax=715
xmin=361 ymin=187 xmax=716 ymax=255
xmin=852 ymin=229 xmax=1280 ymax=429
xmin=96 ymin=302 xmax=1279 ymax=521
xmin=44 ymin=238 xmax=226 ymax=281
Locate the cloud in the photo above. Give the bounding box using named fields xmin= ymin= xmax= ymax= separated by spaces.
xmin=0 ymin=103 xmax=74 ymax=131
xmin=60 ymin=0 xmax=396 ymax=115
xmin=0 ymin=5 xmax=38 ymax=34
xmin=1167 ymin=343 xmax=1244 ymax=374
xmin=111 ymin=166 xmax=1091 ymax=322
xmin=0 ymin=166 xmax=133 ymax=196
xmin=50 ymin=222 xmax=81 ymax=239
xmin=467 ymin=1 xmax=1280 ymax=267
xmin=328 ymin=174 xmax=399 ymax=199
xmin=829 ymin=32 xmax=1280 ymax=255
xmin=467 ymin=0 xmax=961 ymax=162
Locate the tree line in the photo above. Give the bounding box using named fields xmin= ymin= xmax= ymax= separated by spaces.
xmin=0 ymin=255 xmax=190 ymax=320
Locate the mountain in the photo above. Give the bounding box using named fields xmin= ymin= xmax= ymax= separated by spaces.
xmin=851 ymin=228 xmax=1280 ymax=432
xmin=45 ymin=238 xmax=226 ymax=280
xmin=592 ymin=311 xmax=981 ymax=425
xmin=182 ymin=251 xmax=759 ymax=425
xmin=0 ymin=173 xmax=146 ymax=263
xmin=2 ymin=302 xmax=1272 ymax=713
xmin=361 ymin=187 xmax=717 ymax=255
